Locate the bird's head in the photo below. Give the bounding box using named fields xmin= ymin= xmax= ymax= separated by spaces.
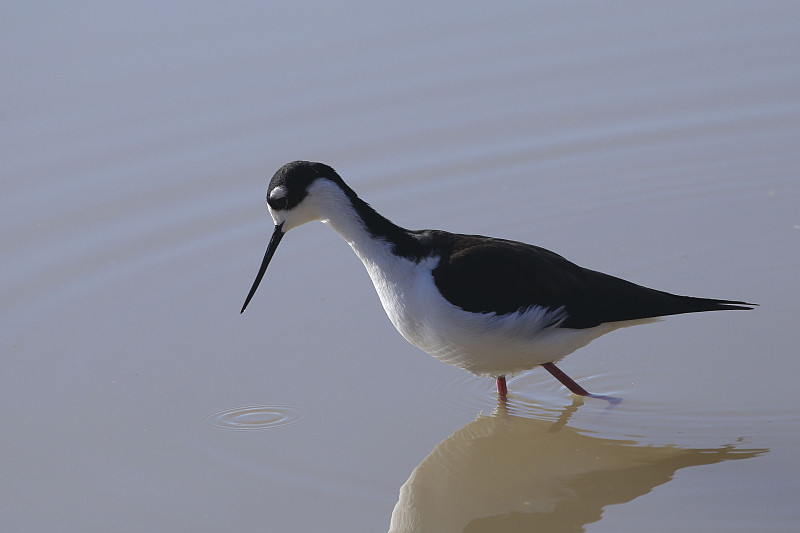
xmin=241 ymin=160 xmax=348 ymax=313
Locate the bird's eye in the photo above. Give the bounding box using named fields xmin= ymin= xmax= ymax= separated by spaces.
xmin=269 ymin=196 xmax=288 ymax=210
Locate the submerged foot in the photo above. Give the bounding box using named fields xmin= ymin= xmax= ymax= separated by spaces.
xmin=541 ymin=362 xmax=622 ymax=405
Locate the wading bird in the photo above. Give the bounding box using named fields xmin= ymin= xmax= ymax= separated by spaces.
xmin=242 ymin=161 xmax=754 ymax=398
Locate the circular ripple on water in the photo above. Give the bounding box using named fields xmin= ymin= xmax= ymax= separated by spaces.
xmin=205 ymin=405 xmax=304 ymax=431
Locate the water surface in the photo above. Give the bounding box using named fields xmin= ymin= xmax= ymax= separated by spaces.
xmin=3 ymin=2 xmax=799 ymax=532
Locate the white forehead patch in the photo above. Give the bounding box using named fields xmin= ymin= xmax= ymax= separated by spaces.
xmin=269 ymin=185 xmax=288 ymax=200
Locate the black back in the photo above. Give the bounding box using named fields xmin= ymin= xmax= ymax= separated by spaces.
xmin=425 ymin=231 xmax=754 ymax=329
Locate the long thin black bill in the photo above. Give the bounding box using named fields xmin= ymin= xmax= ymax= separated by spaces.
xmin=240 ymin=223 xmax=285 ymax=314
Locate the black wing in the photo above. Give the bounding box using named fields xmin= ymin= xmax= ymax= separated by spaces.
xmin=427 ymin=232 xmax=754 ymax=329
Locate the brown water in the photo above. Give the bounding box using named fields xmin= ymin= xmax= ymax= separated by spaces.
xmin=3 ymin=2 xmax=799 ymax=532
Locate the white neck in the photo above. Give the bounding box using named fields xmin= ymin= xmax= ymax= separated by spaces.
xmin=321 ymin=194 xmax=396 ymax=267
xmin=304 ymin=180 xmax=437 ymax=350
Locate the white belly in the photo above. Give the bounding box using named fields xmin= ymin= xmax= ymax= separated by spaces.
xmin=361 ymin=255 xmax=621 ymax=378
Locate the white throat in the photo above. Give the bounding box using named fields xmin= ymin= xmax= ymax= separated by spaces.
xmin=299 ymin=181 xmax=430 ymax=346
xmin=301 ymin=180 xmax=398 ymax=267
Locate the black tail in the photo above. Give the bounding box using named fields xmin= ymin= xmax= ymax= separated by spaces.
xmin=677 ymin=297 xmax=756 ymax=313
xmin=561 ymin=268 xmax=757 ymax=329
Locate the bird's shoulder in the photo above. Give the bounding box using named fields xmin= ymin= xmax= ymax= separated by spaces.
xmin=413 ymin=230 xmax=591 ymax=316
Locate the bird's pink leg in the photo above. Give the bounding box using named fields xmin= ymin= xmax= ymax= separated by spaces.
xmin=541 ymin=362 xmax=590 ymax=396
xmin=496 ymin=376 xmax=508 ymax=397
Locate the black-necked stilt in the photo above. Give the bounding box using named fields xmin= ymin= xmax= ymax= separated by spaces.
xmin=241 ymin=161 xmax=754 ymax=398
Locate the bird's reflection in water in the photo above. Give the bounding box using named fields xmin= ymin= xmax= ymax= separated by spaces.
xmin=388 ymin=398 xmax=766 ymax=533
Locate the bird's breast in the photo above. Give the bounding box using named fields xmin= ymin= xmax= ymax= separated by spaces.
xmin=360 ymin=255 xmax=439 ymax=345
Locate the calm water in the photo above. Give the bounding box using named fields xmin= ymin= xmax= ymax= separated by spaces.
xmin=3 ymin=2 xmax=799 ymax=532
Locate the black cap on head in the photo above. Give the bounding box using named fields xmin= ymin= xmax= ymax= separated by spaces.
xmin=267 ymin=161 xmax=339 ymax=211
